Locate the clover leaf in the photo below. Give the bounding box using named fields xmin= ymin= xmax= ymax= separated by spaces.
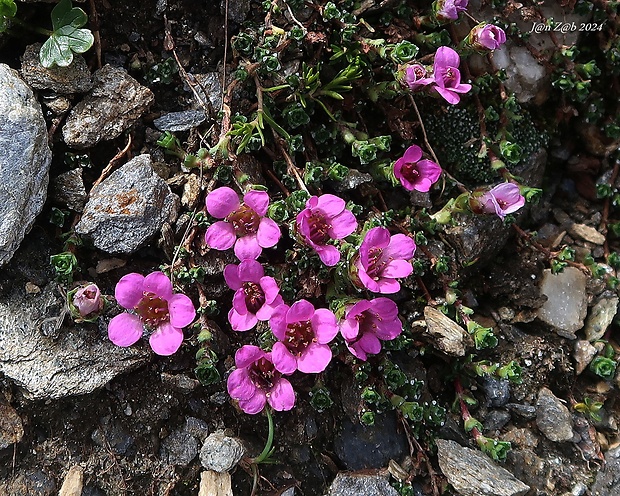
xmin=39 ymin=0 xmax=94 ymax=68
xmin=0 ymin=0 xmax=17 ymax=33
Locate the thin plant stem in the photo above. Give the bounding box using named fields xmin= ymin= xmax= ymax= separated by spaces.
xmin=252 ymin=408 xmax=274 ymax=464
xmin=10 ymin=17 xmax=52 ymax=36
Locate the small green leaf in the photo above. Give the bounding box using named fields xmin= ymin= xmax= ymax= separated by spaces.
xmin=0 ymin=0 xmax=16 ymax=32
xmin=51 ymin=0 xmax=87 ymax=31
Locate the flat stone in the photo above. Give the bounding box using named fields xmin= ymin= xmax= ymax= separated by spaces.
xmin=51 ymin=169 xmax=88 ymax=212
xmin=591 ymin=445 xmax=620 ymax=496
xmin=584 ymin=297 xmax=619 ymax=342
xmin=574 ymin=340 xmax=597 ymax=375
xmin=21 ymin=43 xmax=93 ymax=94
xmin=160 ymin=428 xmax=199 ymax=466
xmin=537 ymin=267 xmax=588 ymax=339
xmin=535 ymin=387 xmax=574 ymax=442
xmin=154 ymin=109 xmax=207 ymax=132
xmin=0 ymin=64 xmax=52 ymax=266
xmin=325 ymin=473 xmax=399 ymax=496
xmin=199 ymin=431 xmax=245 ymax=473
xmin=436 ymin=439 xmax=530 ymax=496
xmin=62 ymin=65 xmax=154 ymax=149
xmin=0 ymin=403 xmax=24 ymax=449
xmin=424 ymin=306 xmax=469 ymax=356
xmin=58 ymin=466 xmax=84 ymax=496
xmin=198 ymin=471 xmax=232 ymax=496
xmin=568 ymin=223 xmax=606 ymax=245
xmin=191 ymin=72 xmax=223 ymax=110
xmin=75 ymin=155 xmax=177 ymax=254
xmin=0 ymin=283 xmax=148 ymax=399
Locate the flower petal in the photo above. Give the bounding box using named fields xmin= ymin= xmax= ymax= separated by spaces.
xmin=375 ymin=318 xmax=403 ymax=341
xmin=235 ymin=345 xmax=265 ymax=368
xmin=228 ymin=308 xmax=258 ymax=331
xmin=234 ymin=235 xmax=262 ymax=261
xmin=206 ymin=187 xmax=240 ymax=218
xmin=297 ymin=343 xmax=332 ymax=373
xmin=360 ymin=227 xmax=390 ymax=266
xmin=357 ymin=332 xmax=382 ymax=355
xmin=268 ymin=378 xmax=296 ymax=411
xmin=286 ymin=299 xmax=315 ymax=323
xmin=315 ymin=194 xmax=345 ymax=217
xmin=434 ymin=46 xmax=460 ymax=71
xmin=227 ymin=368 xmax=255 ymax=400
xmin=347 ymin=342 xmax=368 ymax=361
xmin=238 ymin=259 xmax=264 ymax=282
xmin=370 ymin=297 xmax=399 ymax=321
xmin=243 ymin=190 xmax=270 ymax=216
xmin=149 ymin=322 xmax=184 ymax=356
xmin=311 ymin=308 xmax=339 ymax=344
xmin=316 ymin=244 xmax=341 ymax=266
xmin=238 ymin=390 xmax=267 ymax=415
xmin=402 ymin=145 xmax=423 ymax=163
xmin=115 ymin=273 xmax=145 ymax=309
xmin=434 ymin=86 xmax=461 ymax=105
xmin=255 ymin=295 xmax=283 ymax=321
xmin=417 ymin=159 xmax=442 ymax=184
xmin=108 ymin=313 xmax=143 ymax=347
xmin=259 ymin=276 xmax=280 ymax=304
xmin=232 ymin=289 xmax=249 ymax=315
xmin=269 ymin=304 xmax=289 ymax=340
xmin=271 ymin=342 xmax=298 ymax=374
xmin=223 ymin=263 xmax=242 ymax=290
xmin=143 ymin=271 xmax=173 ymax=300
xmin=168 ymin=293 xmax=196 ymax=328
xmin=384 ymin=234 xmax=416 ymax=260
xmin=257 ymin=218 xmax=281 ymax=248
xmin=375 ymin=278 xmax=401 ymax=294
xmin=205 ymin=222 xmax=236 ymax=250
xmin=339 ymin=318 xmax=360 ymax=341
xmin=328 ymin=210 xmax=358 ymax=239
xmin=382 ymin=259 xmax=414 ymax=279
xmin=357 ymin=267 xmax=381 ymax=292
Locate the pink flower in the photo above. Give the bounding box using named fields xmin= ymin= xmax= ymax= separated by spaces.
xmin=469 ymin=23 xmax=506 ymax=51
xmin=339 ymin=298 xmax=403 ymax=361
xmin=476 ymin=183 xmax=525 ymax=220
xmin=431 ymin=46 xmax=472 ymax=105
xmin=205 ymin=187 xmax=281 ymax=261
xmin=227 ymin=345 xmax=295 ymax=415
xmin=393 ymin=145 xmax=442 ymax=192
xmin=434 ymin=0 xmax=469 ymax=21
xmin=73 ymin=283 xmax=102 ymax=317
xmin=270 ymin=300 xmax=339 ymax=374
xmin=296 ymin=194 xmax=358 ymax=266
xmin=108 ymin=272 xmax=196 ymax=356
xmin=403 ymin=64 xmax=434 ymax=91
xmin=353 ymin=227 xmax=416 ymax=294
xmin=224 ymin=260 xmax=284 ymax=331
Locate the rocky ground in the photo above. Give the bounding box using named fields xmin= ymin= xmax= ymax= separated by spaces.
xmin=1 ymin=1 xmax=620 ymax=496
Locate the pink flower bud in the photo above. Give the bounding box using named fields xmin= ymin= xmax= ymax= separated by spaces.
xmin=73 ymin=284 xmax=102 ymax=317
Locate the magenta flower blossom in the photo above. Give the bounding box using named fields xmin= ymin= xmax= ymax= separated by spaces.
xmin=227 ymin=345 xmax=295 ymax=415
xmin=403 ymin=64 xmax=434 ymax=91
xmin=432 ymin=46 xmax=472 ymax=105
xmin=353 ymin=227 xmax=416 ymax=294
xmin=108 ymin=272 xmax=196 ymax=356
xmin=205 ymin=187 xmax=281 ymax=261
xmin=296 ymin=194 xmax=358 ymax=266
xmin=434 ymin=0 xmax=469 ymax=21
xmin=73 ymin=283 xmax=102 ymax=317
xmin=393 ymin=145 xmax=442 ymax=192
xmin=469 ymin=24 xmax=506 ymax=51
xmin=476 ymin=183 xmax=525 ymax=220
xmin=224 ymin=260 xmax=284 ymax=331
xmin=270 ymin=300 xmax=339 ymax=374
xmin=339 ymin=298 xmax=403 ymax=361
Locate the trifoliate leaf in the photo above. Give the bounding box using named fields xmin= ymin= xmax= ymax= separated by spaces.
xmin=39 ymin=0 xmax=93 ymax=68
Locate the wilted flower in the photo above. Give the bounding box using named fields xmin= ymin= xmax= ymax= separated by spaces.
xmin=224 ymin=260 xmax=284 ymax=331
xmin=432 ymin=46 xmax=472 ymax=105
xmin=434 ymin=0 xmax=469 ymax=22
xmin=472 ymin=183 xmax=525 ymax=219
xmin=72 ymin=283 xmax=102 ymax=317
xmin=270 ymin=300 xmax=339 ymax=374
xmin=108 ymin=272 xmax=196 ymax=356
xmin=468 ymin=23 xmax=506 ymax=51
xmin=339 ymin=298 xmax=403 ymax=360
xmin=296 ymin=194 xmax=357 ymax=266
xmin=205 ymin=187 xmax=281 ymax=261
xmin=403 ymin=64 xmax=434 ymax=91
xmin=353 ymin=227 xmax=416 ymax=294
xmin=393 ymin=145 xmax=442 ymax=192
xmin=227 ymin=345 xmax=295 ymax=414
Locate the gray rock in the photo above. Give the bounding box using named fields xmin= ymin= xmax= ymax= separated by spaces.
xmin=62 ymin=65 xmax=154 ymax=149
xmin=591 ymin=445 xmax=620 ymax=496
xmin=481 ymin=376 xmax=511 ymax=407
xmin=75 ymin=155 xmax=177 ymax=254
xmin=334 ymin=413 xmax=408 ymax=470
xmin=436 ymin=439 xmax=530 ymax=496
xmin=160 ymin=428 xmax=199 ymax=466
xmin=21 ymin=43 xmax=93 ymax=94
xmin=568 ymin=223 xmax=606 ymax=245
xmin=424 ymin=306 xmax=470 ymax=356
xmin=584 ymin=296 xmax=619 ymax=342
xmin=506 ymin=404 xmax=536 ymax=420
xmin=185 ymin=417 xmax=210 ymax=442
xmin=51 ymin=169 xmax=88 ymax=212
xmin=325 ymin=473 xmax=398 ymax=496
xmin=199 ymin=431 xmax=245 ymax=472
xmin=191 ymin=72 xmax=223 ymax=110
xmin=332 ymin=169 xmax=373 ymax=192
xmin=154 ymin=109 xmax=207 ymax=132
xmin=484 ymin=410 xmax=511 ymax=433
xmin=535 ymin=387 xmax=574 ymax=442
xmin=224 ymin=0 xmax=250 ymax=23
xmin=537 ymin=267 xmax=588 ymax=339
xmin=91 ymin=416 xmax=134 ymax=455
xmin=574 ymin=340 xmax=597 ymax=375
xmin=0 ymin=283 xmax=148 ymax=399
xmin=0 ymin=64 xmax=52 ymax=267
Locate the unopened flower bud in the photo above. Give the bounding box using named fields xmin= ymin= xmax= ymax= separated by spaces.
xmin=466 ymin=23 xmax=506 ymax=52
xmin=73 ymin=283 xmax=102 ymax=317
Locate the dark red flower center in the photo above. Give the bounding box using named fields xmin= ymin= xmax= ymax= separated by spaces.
xmin=307 ymin=212 xmax=331 ymax=245
xmin=414 ymin=67 xmax=425 ymax=79
xmin=243 ymin=282 xmax=266 ymax=314
xmin=227 ymin=204 xmax=260 ymax=236
xmin=135 ymin=291 xmax=170 ymax=327
xmin=400 ymin=162 xmax=420 ymax=184
xmin=249 ymin=357 xmax=280 ymax=390
xmin=366 ymin=247 xmax=390 ymax=278
xmin=284 ymin=320 xmax=315 ymax=356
